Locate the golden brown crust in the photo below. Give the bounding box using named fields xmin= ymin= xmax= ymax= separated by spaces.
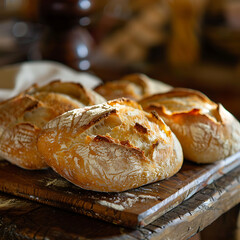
xmin=108 ymin=97 xmax=143 ymax=110
xmin=95 ymin=81 xmax=140 ymax=101
xmin=0 ymin=95 xmax=57 ymax=169
xmin=139 ymin=88 xmax=217 ymax=113
xmin=0 ymin=81 xmax=106 ymax=169
xmin=0 ymin=123 xmax=46 ymax=169
xmin=26 ymin=80 xmax=106 ymax=105
xmin=94 ymin=73 xmax=172 ymax=101
xmin=134 ymin=122 xmax=148 ymax=134
xmin=139 ymin=88 xmax=240 ymax=163
xmin=0 ymin=95 xmax=40 ymax=137
xmin=32 ymin=92 xmax=84 ymax=116
xmin=119 ymin=73 xmax=151 ymax=96
xmin=37 ymin=99 xmax=183 ymax=192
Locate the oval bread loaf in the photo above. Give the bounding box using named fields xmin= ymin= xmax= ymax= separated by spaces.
xmin=37 ymin=98 xmax=183 ymax=192
xmin=0 ymin=80 xmax=106 ymax=169
xmin=94 ymin=73 xmax=172 ymax=101
xmin=139 ymin=88 xmax=240 ymax=163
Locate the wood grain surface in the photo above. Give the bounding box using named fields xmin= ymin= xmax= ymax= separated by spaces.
xmin=0 ymin=151 xmax=239 ymax=228
xmin=0 ymin=165 xmax=239 ymax=240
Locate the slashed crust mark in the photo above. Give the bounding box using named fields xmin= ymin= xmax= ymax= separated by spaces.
xmin=92 ymin=134 xmax=149 ymax=163
xmin=134 ymin=123 xmax=148 ymax=134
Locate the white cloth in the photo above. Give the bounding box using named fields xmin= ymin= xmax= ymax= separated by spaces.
xmin=0 ymin=61 xmax=102 ymax=101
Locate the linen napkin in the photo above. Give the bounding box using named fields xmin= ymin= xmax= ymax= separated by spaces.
xmin=0 ymin=61 xmax=102 ymax=101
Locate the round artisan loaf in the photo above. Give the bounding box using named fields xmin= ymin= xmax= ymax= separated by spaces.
xmin=0 ymin=81 xmax=106 ymax=169
xmin=94 ymin=73 xmax=172 ymax=101
xmin=139 ymin=88 xmax=240 ymax=163
xmin=37 ymin=98 xmax=183 ymax=192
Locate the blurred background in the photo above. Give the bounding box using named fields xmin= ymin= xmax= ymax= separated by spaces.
xmin=0 ymin=0 xmax=240 ymax=118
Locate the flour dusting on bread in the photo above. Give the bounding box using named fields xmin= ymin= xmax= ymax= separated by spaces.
xmin=0 ymin=80 xmax=106 ymax=169
xmin=140 ymin=88 xmax=240 ymax=163
xmin=38 ymin=98 xmax=183 ymax=192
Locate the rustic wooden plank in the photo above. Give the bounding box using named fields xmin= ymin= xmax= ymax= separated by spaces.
xmin=145 ymin=165 xmax=240 ymax=240
xmin=0 ymin=165 xmax=239 ymax=240
xmin=0 ymin=192 xmax=149 ymax=240
xmin=0 ymin=152 xmax=239 ymax=228
xmin=200 ymin=204 xmax=240 ymax=240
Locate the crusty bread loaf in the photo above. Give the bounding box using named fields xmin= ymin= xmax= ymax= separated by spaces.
xmin=26 ymin=80 xmax=106 ymax=107
xmin=139 ymin=88 xmax=240 ymax=163
xmin=0 ymin=81 xmax=106 ymax=169
xmin=37 ymin=98 xmax=183 ymax=192
xmin=0 ymin=95 xmax=58 ymax=169
xmin=94 ymin=73 xmax=172 ymax=101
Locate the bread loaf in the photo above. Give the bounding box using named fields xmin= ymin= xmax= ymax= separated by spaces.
xmin=37 ymin=98 xmax=183 ymax=192
xmin=0 ymin=81 xmax=106 ymax=169
xmin=26 ymin=80 xmax=106 ymax=107
xmin=0 ymin=95 xmax=58 ymax=169
xmin=94 ymin=73 xmax=172 ymax=101
xmin=139 ymin=88 xmax=240 ymax=163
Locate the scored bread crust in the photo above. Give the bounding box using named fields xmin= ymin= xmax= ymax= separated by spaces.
xmin=37 ymin=98 xmax=183 ymax=192
xmin=0 ymin=81 xmax=106 ymax=169
xmin=26 ymin=80 xmax=106 ymax=106
xmin=139 ymin=88 xmax=240 ymax=163
xmin=94 ymin=73 xmax=172 ymax=101
xmin=0 ymin=95 xmax=57 ymax=169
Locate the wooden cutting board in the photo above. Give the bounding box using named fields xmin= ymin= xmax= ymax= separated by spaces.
xmin=0 ymin=152 xmax=239 ymax=228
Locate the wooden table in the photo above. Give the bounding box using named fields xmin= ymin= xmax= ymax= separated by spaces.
xmin=0 ymin=163 xmax=239 ymax=239
xmin=0 ymin=61 xmax=239 ymax=239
